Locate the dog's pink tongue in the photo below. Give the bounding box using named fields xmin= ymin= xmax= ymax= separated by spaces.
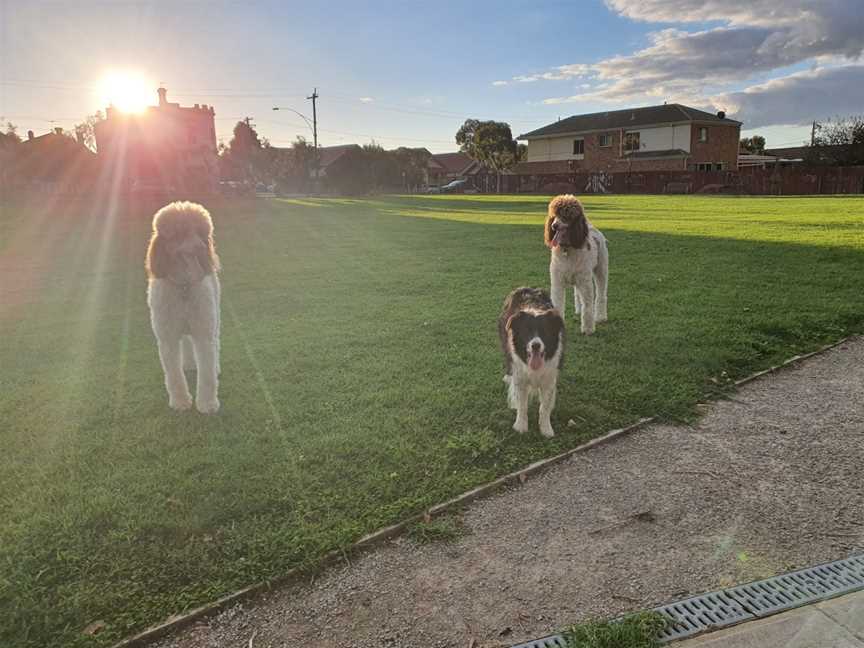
xmin=529 ymin=353 xmax=544 ymax=371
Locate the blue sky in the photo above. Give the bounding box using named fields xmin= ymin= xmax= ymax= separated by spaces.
xmin=3 ymin=1 xmax=863 ymax=153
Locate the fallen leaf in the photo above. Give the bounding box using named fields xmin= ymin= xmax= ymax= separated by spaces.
xmin=83 ymin=621 xmax=106 ymax=636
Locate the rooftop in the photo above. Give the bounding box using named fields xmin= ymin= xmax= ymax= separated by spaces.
xmin=519 ymin=103 xmax=741 ymax=139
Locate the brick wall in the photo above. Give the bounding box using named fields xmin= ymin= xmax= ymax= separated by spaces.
xmin=689 ymin=123 xmax=740 ymax=169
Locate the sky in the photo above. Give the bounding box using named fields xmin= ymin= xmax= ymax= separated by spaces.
xmin=2 ymin=0 xmax=864 ymax=153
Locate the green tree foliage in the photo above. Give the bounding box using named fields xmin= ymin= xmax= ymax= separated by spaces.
xmin=219 ymin=119 xmax=267 ymax=182
xmin=393 ymin=146 xmax=432 ymax=192
xmin=739 ymin=135 xmax=765 ymax=154
xmin=72 ymin=111 xmax=105 ymax=152
xmin=807 ymin=115 xmax=864 ymax=165
xmin=456 ymin=118 xmax=519 ymax=192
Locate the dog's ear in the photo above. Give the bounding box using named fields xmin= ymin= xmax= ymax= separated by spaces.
xmin=541 ymin=309 xmax=565 ymax=338
xmin=145 ymin=233 xmax=169 ymax=279
xmin=569 ymin=212 xmax=589 ymax=249
xmin=544 ymin=213 xmax=556 ymax=249
xmin=202 ymin=232 xmax=221 ymax=274
xmin=505 ymin=311 xmax=528 ymax=347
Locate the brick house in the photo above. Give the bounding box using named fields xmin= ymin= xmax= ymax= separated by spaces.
xmin=6 ymin=128 xmax=99 ymax=194
xmin=94 ymin=87 xmax=218 ymax=192
xmin=427 ymin=151 xmax=496 ymax=191
xmin=516 ymin=104 xmax=741 ymax=176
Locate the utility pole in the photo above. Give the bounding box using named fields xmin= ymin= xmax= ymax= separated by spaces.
xmin=306 ymin=88 xmax=318 ymax=149
xmin=811 ymin=120 xmax=817 ymax=146
xmin=307 ymin=88 xmax=319 ymax=191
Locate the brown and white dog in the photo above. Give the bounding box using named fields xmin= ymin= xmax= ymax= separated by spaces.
xmin=545 ymin=194 xmax=608 ymax=335
xmin=146 ymin=201 xmax=221 ymax=413
xmin=498 ymin=287 xmax=565 ymax=438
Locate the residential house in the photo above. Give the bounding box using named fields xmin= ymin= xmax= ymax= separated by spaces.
xmin=517 ymin=104 xmax=742 ymax=175
xmin=427 ymin=151 xmax=495 ymax=191
xmin=6 ymin=128 xmax=99 ymax=194
xmin=94 ymin=87 xmax=218 ymax=192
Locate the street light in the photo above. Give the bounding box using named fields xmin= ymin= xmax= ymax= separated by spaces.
xmin=272 ymin=106 xmax=314 ymax=138
xmin=272 ymin=105 xmax=320 ymax=191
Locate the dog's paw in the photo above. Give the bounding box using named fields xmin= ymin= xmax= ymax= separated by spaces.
xmin=169 ymin=394 xmax=193 ymax=411
xmin=513 ymin=419 xmax=529 ymax=434
xmin=540 ymin=422 xmax=556 ymax=438
xmin=196 ymin=398 xmax=220 ymax=414
xmin=581 ymin=322 xmax=595 ymax=335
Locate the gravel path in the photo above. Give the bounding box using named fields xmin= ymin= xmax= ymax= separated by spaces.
xmin=153 ymin=338 xmax=864 ymax=648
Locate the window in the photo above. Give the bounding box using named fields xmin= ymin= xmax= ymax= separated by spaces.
xmin=598 ymin=133 xmax=612 ymax=147
xmin=572 ymin=138 xmax=584 ymax=156
xmin=698 ymin=127 xmax=708 ymax=142
xmin=694 ymin=162 xmax=723 ymax=172
xmin=624 ymin=131 xmax=640 ymax=152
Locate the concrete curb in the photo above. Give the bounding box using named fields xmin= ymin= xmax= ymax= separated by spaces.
xmin=111 ymin=335 xmax=854 ymax=648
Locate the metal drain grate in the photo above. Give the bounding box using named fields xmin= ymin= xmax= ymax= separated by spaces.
xmin=509 ymin=634 xmax=567 ymax=648
xmin=725 ymin=554 xmax=864 ymax=618
xmin=653 ymin=591 xmax=753 ymax=642
xmin=508 ymin=553 xmax=864 ymax=647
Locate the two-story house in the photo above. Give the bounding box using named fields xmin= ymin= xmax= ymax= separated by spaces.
xmin=95 ymin=87 xmax=218 ymax=192
xmin=517 ymin=103 xmax=741 ymax=175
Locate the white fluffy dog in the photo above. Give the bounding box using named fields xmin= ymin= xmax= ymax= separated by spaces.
xmin=545 ymin=194 xmax=608 ymax=335
xmin=146 ymin=201 xmax=221 ymax=413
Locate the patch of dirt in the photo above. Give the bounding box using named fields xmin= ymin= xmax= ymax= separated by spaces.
xmin=153 ymin=338 xmax=864 ymax=648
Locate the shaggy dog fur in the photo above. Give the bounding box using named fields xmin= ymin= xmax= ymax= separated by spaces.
xmin=146 ymin=201 xmax=221 ymax=413
xmin=498 ymin=287 xmax=565 ymax=438
xmin=545 ymin=194 xmax=609 ymax=335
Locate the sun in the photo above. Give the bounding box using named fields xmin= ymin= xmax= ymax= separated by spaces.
xmin=98 ymin=72 xmax=153 ymax=113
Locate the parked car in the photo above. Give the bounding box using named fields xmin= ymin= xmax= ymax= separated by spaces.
xmin=440 ymin=179 xmax=468 ymax=194
xmin=424 ymin=185 xmax=442 ymax=194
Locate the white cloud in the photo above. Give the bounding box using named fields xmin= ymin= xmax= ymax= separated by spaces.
xmin=492 ymin=80 xmax=508 ymax=87
xmin=713 ymin=64 xmax=864 ymax=128
xmin=522 ymin=0 xmax=864 ymax=129
xmin=359 ymin=97 xmax=374 ymax=103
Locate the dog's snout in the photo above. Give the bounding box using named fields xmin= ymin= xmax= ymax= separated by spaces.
xmin=530 ymin=341 xmax=542 ymax=353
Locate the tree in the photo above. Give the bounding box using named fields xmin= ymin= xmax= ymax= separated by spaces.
xmin=3 ymin=121 xmax=21 ymax=143
xmin=324 ymin=146 xmax=371 ymax=195
xmin=456 ymin=118 xmax=518 ymax=192
xmin=392 ymin=147 xmax=431 ymax=192
xmin=739 ymin=135 xmax=765 ymax=154
xmin=73 ymin=111 xmax=105 ymax=152
xmin=220 ymin=119 xmax=266 ymax=182
xmin=807 ymin=115 xmax=864 ymax=165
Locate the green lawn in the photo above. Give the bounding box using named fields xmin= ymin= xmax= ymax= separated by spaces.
xmin=1 ymin=194 xmax=863 ymax=647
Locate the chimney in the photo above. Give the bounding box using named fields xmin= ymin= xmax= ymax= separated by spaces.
xmin=54 ymin=127 xmax=63 ymax=135
xmin=717 ymin=110 xmax=726 ymax=119
xmin=157 ymin=87 xmax=168 ymax=106
xmin=27 ymin=130 xmax=35 ymax=141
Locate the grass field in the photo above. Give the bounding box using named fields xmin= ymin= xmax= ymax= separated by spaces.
xmin=2 ymin=194 xmax=863 ymax=647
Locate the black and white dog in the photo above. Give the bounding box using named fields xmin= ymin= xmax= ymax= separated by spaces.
xmin=498 ymin=287 xmax=565 ymax=438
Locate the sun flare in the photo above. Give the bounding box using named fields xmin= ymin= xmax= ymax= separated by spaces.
xmin=98 ymin=72 xmax=153 ymax=113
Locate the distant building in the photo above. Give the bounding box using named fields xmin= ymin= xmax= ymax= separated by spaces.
xmin=6 ymin=127 xmax=98 ymax=194
xmin=94 ymin=87 xmax=218 ymax=192
xmin=427 ymin=151 xmax=495 ymax=191
xmin=517 ymin=103 xmax=741 ymax=174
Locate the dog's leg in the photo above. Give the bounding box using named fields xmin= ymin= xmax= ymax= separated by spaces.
xmin=181 ymin=336 xmax=196 ymax=371
xmin=538 ymin=375 xmax=557 ymax=438
xmin=575 ymin=275 xmax=596 ymax=335
xmin=157 ymin=334 xmax=193 ymax=410
xmin=572 ymin=286 xmax=582 ymax=315
xmin=191 ymin=334 xmax=220 ymax=414
xmin=550 ymin=268 xmax=566 ymax=317
xmin=512 ymin=377 xmax=530 ymax=434
xmin=595 ymin=239 xmax=609 ymax=323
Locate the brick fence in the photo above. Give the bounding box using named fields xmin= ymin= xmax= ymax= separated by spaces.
xmin=506 ymin=165 xmax=864 ymax=195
